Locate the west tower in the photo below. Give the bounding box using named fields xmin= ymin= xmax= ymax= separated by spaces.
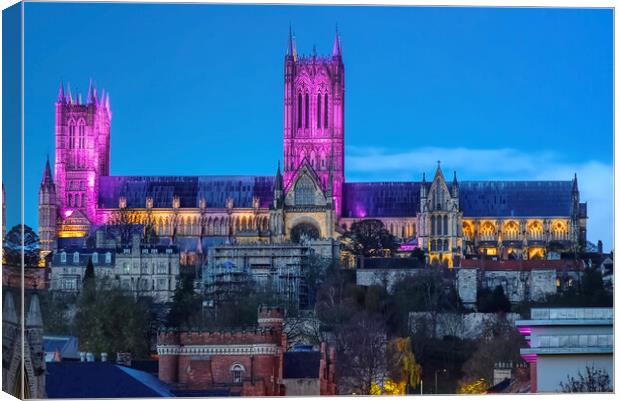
xmin=283 ymin=29 xmax=345 ymax=217
xmin=54 ymin=81 xmax=111 ymax=226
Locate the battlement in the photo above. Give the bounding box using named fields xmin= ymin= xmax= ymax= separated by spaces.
xmin=157 ymin=327 xmax=283 ymax=346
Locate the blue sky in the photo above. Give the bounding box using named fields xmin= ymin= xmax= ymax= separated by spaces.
xmin=17 ymin=3 xmax=613 ymax=248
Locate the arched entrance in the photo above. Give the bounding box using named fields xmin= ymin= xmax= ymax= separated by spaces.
xmin=290 ymin=222 xmax=320 ymax=243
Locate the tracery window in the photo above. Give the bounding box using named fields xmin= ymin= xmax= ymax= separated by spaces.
xmin=504 ymin=221 xmax=519 ymax=240
xmin=68 ymin=120 xmax=76 ymax=149
xmin=294 ymin=175 xmax=315 ymax=205
xmin=431 ymin=216 xmax=436 ymax=235
xmin=443 ymin=215 xmax=448 ymax=236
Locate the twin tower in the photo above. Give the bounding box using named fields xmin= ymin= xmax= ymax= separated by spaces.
xmin=39 ymin=29 xmax=346 ymax=255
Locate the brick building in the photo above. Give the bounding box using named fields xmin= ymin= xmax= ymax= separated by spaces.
xmin=157 ymin=306 xmax=337 ymax=396
xmin=157 ymin=306 xmax=288 ymax=396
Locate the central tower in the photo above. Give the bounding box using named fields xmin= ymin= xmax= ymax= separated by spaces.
xmin=283 ymin=28 xmax=345 ymax=217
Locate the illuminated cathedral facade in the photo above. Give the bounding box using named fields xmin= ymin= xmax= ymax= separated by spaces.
xmin=38 ymin=30 xmax=588 ymax=267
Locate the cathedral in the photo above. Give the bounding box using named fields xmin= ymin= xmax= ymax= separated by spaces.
xmin=39 ymin=29 xmax=587 ymax=267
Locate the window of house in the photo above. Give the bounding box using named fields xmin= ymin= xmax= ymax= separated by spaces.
xmin=105 ymin=252 xmax=112 ymax=263
xmin=231 ymin=364 xmax=245 ymax=384
xmin=73 ymin=252 xmax=80 ymax=264
xmin=60 ymin=252 xmax=67 ymax=263
xmin=92 ymin=252 xmax=98 ymax=264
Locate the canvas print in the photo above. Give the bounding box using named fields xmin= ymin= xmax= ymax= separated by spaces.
xmin=1 ymin=1 xmax=614 ymax=398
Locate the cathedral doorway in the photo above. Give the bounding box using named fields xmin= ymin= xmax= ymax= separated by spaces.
xmin=290 ymin=222 xmax=320 ymax=243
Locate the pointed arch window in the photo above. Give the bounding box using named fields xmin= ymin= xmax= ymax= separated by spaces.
xmin=78 ymin=120 xmax=86 ymax=149
xmin=68 ymin=120 xmax=76 ymax=149
xmin=317 ymin=94 xmax=322 ymax=128
xmin=305 ymin=93 xmax=309 ymax=128
xmin=295 ymin=175 xmax=316 ymax=206
xmin=297 ymin=93 xmax=302 ymax=128
xmin=324 ymin=93 xmax=329 ymax=128
xmin=443 ymin=215 xmax=448 ymax=236
xmin=431 ymin=215 xmax=436 ymax=235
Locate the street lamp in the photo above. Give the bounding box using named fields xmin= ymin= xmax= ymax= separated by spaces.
xmin=434 ymin=369 xmax=447 ymax=394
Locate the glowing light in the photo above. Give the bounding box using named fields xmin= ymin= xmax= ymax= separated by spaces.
xmin=64 ymin=210 xmax=74 ymax=218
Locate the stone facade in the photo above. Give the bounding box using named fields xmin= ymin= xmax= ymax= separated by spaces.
xmin=49 ymin=233 xmax=179 ymax=303
xmin=456 ymin=259 xmax=584 ymax=307
xmin=2 ymin=291 xmax=46 ymax=398
xmin=409 ymin=311 xmax=521 ymax=340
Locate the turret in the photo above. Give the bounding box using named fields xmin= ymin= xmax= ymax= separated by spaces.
xmin=452 ymin=171 xmax=459 ymax=198
xmin=420 ymin=172 xmax=427 ymax=199
xmin=273 ymin=161 xmax=284 ymax=208
xmin=39 ymin=156 xmax=57 ymax=258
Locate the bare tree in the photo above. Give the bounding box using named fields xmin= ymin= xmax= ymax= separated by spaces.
xmin=335 ymin=311 xmax=388 ymax=395
xmin=560 ymin=366 xmax=612 ymax=393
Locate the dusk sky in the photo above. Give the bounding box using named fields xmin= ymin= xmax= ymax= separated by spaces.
xmin=13 ymin=3 xmax=613 ymax=248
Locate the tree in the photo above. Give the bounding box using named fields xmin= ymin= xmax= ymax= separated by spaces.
xmin=3 ymin=224 xmax=40 ymax=266
xmin=166 ymin=272 xmax=201 ymax=328
xmin=107 ymin=208 xmax=140 ymax=246
xmin=560 ymin=366 xmax=612 ymax=393
xmin=460 ymin=316 xmax=525 ymax=386
xmin=387 ymin=337 xmax=422 ymax=394
xmin=477 ymin=285 xmax=511 ymax=313
xmin=335 ymin=311 xmax=388 ymax=395
xmin=73 ymin=277 xmax=153 ymax=358
xmin=341 ymin=219 xmax=398 ymax=257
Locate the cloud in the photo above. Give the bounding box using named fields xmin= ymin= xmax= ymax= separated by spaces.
xmin=346 ymin=146 xmax=613 ymax=251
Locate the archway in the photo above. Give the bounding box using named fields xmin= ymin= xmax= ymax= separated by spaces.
xmin=290 ymin=222 xmax=320 ymax=243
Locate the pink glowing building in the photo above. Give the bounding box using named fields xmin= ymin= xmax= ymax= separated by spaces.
xmin=38 ymin=29 xmax=586 ymax=266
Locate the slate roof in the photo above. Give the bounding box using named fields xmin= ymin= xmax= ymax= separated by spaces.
xmin=98 ymin=176 xmax=274 ymax=209
xmin=97 ymin=176 xmax=575 ymax=219
xmin=45 ymin=362 xmax=173 ymax=398
xmin=458 ymin=181 xmax=574 ymax=217
xmin=343 ymin=180 xmax=574 ymax=218
xmin=283 ymin=351 xmax=321 ymax=379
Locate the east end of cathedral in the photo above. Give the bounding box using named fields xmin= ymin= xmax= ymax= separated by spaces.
xmin=38 ymin=30 xmax=588 ymax=268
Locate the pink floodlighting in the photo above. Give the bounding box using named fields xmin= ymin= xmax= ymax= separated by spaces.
xmin=282 ymin=30 xmax=345 ymax=217
xmin=64 ymin=209 xmax=74 ymax=218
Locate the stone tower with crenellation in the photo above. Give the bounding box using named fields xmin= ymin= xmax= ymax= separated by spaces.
xmin=282 ymin=28 xmax=345 ymax=217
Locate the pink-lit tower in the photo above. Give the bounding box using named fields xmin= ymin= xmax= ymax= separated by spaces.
xmin=283 ymin=28 xmax=345 ymax=216
xmin=54 ymin=81 xmax=111 ymax=224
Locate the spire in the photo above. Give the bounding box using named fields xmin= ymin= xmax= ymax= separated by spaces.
xmin=57 ymin=81 xmax=65 ymax=103
xmin=2 ymin=291 xmax=18 ymax=325
xmin=41 ymin=155 xmax=54 ymax=187
xmin=572 ymin=173 xmax=579 ymax=193
xmin=67 ymin=84 xmax=73 ymax=104
xmin=452 ymin=171 xmax=459 ymax=197
xmin=275 ymin=161 xmax=283 ymax=192
xmin=287 ymin=25 xmax=295 ymax=58
xmin=422 ymin=172 xmax=426 ymax=184
xmin=332 ymin=26 xmax=342 ymax=58
xmin=87 ymin=79 xmax=95 ymax=104
xmin=26 ymin=294 xmax=43 ymax=327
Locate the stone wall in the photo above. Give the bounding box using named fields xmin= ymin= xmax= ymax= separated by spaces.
xmin=409 ymin=312 xmax=521 ymax=340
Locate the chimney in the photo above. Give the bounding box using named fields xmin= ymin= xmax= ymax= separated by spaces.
xmin=116 ymin=352 xmax=132 ymax=367
xmin=86 ymin=352 xmax=95 ymax=362
xmin=101 ymin=352 xmax=108 ymax=362
xmin=597 ymin=240 xmax=603 ymax=254
xmin=80 ymin=352 xmax=86 ymax=362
